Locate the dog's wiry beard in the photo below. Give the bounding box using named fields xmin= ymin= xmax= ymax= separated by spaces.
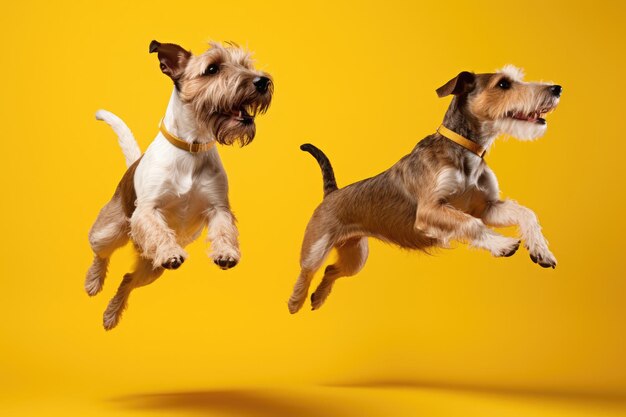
xmin=492 ymin=117 xmax=547 ymax=141
xmin=195 ymin=97 xmax=271 ymax=146
xmin=208 ymin=112 xmax=256 ymax=146
xmin=187 ymin=84 xmax=272 ymax=147
xmin=494 ymin=97 xmax=558 ymax=141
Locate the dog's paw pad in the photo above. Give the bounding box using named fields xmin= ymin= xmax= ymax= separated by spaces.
xmin=162 ymin=255 xmax=185 ymax=270
xmin=154 ymin=247 xmax=188 ymax=270
xmin=213 ymin=256 xmax=238 ymax=270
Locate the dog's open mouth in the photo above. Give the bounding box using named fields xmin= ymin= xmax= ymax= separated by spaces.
xmin=228 ymin=104 xmax=259 ymax=125
xmin=505 ymin=106 xmax=556 ymax=125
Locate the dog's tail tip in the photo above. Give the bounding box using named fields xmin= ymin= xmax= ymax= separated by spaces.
xmin=93 ymin=109 xmax=142 ymax=168
xmin=95 ymin=109 xmax=117 ymax=122
xmin=95 ymin=109 xmax=108 ymax=121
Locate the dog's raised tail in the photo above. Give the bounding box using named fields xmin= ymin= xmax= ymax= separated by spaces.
xmin=300 ymin=143 xmax=338 ymax=197
xmin=95 ymin=110 xmax=142 ymax=168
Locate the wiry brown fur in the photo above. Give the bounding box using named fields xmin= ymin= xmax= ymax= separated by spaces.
xmin=288 ymin=67 xmax=562 ymax=313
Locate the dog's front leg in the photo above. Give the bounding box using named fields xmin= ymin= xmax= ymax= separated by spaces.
xmin=130 ymin=204 xmax=188 ymax=270
xmin=416 ymin=202 xmax=521 ymax=257
xmin=206 ymin=205 xmax=240 ymax=270
xmin=482 ymin=199 xmax=556 ymax=268
xmin=416 ymin=168 xmax=520 ymax=257
xmin=203 ymin=173 xmax=240 ymax=270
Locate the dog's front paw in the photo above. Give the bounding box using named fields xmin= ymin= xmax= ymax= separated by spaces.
xmin=214 ymin=255 xmax=238 ymax=270
xmin=489 ymin=235 xmax=521 ymax=258
xmin=211 ymin=247 xmax=240 ymax=270
xmin=162 ymin=255 xmax=185 ymax=270
xmin=529 ymin=246 xmax=557 ymax=269
xmin=154 ymin=246 xmax=188 ymax=270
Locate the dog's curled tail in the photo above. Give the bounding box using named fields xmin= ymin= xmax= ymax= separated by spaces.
xmin=300 ymin=143 xmax=338 ymax=197
xmin=95 ymin=110 xmax=142 ymax=168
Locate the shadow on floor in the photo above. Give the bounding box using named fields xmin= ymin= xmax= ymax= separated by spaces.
xmin=326 ymin=377 xmax=626 ymax=404
xmin=112 ymin=388 xmax=366 ymax=417
xmin=111 ymin=381 xmax=626 ymax=417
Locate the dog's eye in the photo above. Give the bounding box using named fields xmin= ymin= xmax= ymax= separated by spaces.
xmin=203 ymin=64 xmax=220 ymax=76
xmin=497 ymin=79 xmax=511 ymax=89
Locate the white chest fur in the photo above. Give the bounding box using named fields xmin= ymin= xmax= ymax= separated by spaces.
xmin=134 ymin=135 xmax=227 ymax=243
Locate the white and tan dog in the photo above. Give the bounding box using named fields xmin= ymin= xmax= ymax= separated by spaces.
xmin=86 ymin=40 xmax=272 ymax=330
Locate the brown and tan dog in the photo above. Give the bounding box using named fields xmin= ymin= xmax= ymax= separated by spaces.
xmin=288 ymin=65 xmax=561 ymax=314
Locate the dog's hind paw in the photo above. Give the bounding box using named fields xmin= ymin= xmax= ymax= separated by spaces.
xmin=103 ymin=308 xmax=122 ymax=331
xmin=103 ymin=315 xmax=119 ymax=331
xmin=85 ymin=278 xmax=103 ymax=297
xmin=310 ymin=284 xmax=333 ymax=311
xmin=310 ymin=291 xmax=327 ymax=311
xmin=288 ymin=296 xmax=306 ymax=314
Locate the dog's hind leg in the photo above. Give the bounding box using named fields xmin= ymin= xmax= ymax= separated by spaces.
xmin=86 ymin=197 xmax=129 ymax=296
xmin=310 ymin=237 xmax=369 ymax=311
xmin=288 ymin=229 xmax=335 ymax=314
xmin=103 ymin=256 xmax=164 ymax=330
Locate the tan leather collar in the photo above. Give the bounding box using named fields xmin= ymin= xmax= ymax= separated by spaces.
xmin=159 ymin=119 xmax=215 ymax=153
xmin=437 ymin=125 xmax=486 ymax=158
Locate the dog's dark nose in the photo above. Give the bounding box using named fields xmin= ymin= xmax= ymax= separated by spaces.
xmin=253 ymin=76 xmax=270 ymax=93
xmin=550 ymin=85 xmax=562 ymax=97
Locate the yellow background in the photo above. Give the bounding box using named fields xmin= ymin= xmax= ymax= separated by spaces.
xmin=2 ymin=1 xmax=626 ymax=416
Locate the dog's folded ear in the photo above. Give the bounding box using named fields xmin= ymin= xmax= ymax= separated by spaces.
xmin=149 ymin=40 xmax=192 ymax=82
xmin=436 ymin=71 xmax=476 ymax=97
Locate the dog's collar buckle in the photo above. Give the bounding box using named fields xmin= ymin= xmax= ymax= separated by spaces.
xmin=159 ymin=119 xmax=215 ymax=154
xmin=437 ymin=125 xmax=486 ymax=158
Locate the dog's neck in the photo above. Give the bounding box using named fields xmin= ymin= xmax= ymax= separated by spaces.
xmin=442 ymin=97 xmax=498 ymax=151
xmin=162 ymin=90 xmax=214 ymax=145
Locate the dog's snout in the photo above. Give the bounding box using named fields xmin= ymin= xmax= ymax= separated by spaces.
xmin=550 ymin=85 xmax=562 ymax=97
xmin=253 ymin=76 xmax=270 ymax=93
